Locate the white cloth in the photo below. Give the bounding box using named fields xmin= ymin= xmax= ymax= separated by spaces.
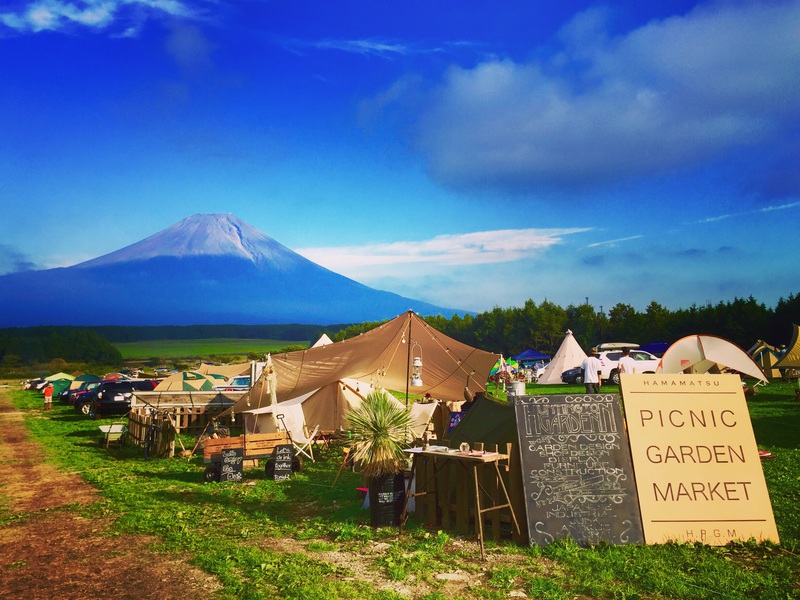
xmin=618 ymin=356 xmax=637 ymax=374
xmin=582 ymin=355 xmax=602 ymax=384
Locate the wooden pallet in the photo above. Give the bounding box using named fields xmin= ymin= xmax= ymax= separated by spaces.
xmin=203 ymin=431 xmax=289 ymax=463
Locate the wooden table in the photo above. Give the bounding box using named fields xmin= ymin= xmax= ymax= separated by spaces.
xmin=400 ymin=448 xmax=520 ymax=560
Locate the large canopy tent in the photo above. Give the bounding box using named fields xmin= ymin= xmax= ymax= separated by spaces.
xmin=658 ymin=334 xmax=768 ymax=382
xmin=536 ymin=330 xmax=588 ymax=384
xmin=221 ymin=311 xmax=500 ymax=418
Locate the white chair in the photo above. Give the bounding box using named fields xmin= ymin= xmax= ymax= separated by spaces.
xmin=291 ymin=423 xmax=320 ymax=462
xmin=276 ymin=413 xmax=319 ymax=463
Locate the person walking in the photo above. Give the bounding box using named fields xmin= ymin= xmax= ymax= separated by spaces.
xmin=43 ymin=383 xmax=54 ymax=411
xmin=617 ymin=347 xmax=637 ymax=380
xmin=582 ymin=348 xmax=603 ymax=394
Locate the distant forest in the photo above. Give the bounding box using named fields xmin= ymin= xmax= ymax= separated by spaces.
xmin=338 ymin=293 xmax=800 ymax=358
xmin=1 ymin=293 xmax=798 ymax=366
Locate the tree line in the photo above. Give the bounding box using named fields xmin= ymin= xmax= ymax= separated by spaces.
xmin=2 ymin=292 xmax=798 ymax=367
xmin=335 ymin=293 xmax=800 ymax=358
xmin=0 ymin=327 xmax=122 ymax=367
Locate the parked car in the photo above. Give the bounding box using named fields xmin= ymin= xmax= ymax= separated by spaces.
xmin=598 ymin=349 xmax=660 ymax=384
xmin=82 ymin=379 xmax=158 ymax=419
xmin=561 ymin=366 xmax=583 ymax=384
xmin=561 ymin=348 xmax=660 ymax=386
xmin=61 ymin=380 xmax=100 ymax=404
xmin=213 ymin=375 xmax=251 ymax=392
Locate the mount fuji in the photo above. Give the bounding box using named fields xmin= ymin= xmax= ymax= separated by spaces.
xmin=0 ymin=214 xmax=462 ymax=327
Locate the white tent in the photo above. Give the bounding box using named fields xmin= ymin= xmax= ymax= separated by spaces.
xmin=312 ymin=333 xmax=334 ymax=348
xmin=658 ymin=334 xmax=768 ymax=382
xmin=536 ymin=329 xmax=588 ymax=384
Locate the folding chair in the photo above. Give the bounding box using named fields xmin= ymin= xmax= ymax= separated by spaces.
xmin=99 ymin=422 xmax=127 ymax=448
xmin=291 ymin=423 xmax=320 ymax=463
xmin=276 ymin=414 xmax=319 ymax=463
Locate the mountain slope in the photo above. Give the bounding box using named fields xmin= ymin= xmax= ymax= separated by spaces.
xmin=0 ymin=214 xmax=462 ymax=327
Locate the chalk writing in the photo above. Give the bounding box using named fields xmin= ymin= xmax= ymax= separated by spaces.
xmin=220 ymin=448 xmax=243 ymax=483
xmin=515 ymin=394 xmax=644 ymax=546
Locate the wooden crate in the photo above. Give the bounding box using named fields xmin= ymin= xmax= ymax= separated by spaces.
xmin=203 ymin=432 xmax=289 ymax=463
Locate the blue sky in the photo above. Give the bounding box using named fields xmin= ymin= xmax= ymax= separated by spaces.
xmin=2 ymin=0 xmax=799 ymax=315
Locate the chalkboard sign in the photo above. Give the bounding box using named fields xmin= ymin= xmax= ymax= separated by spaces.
xmin=220 ymin=448 xmax=244 ymax=483
xmin=272 ymin=444 xmax=294 ymax=481
xmin=514 ymin=394 xmax=644 ymax=546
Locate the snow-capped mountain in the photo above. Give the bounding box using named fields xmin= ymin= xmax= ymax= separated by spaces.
xmin=0 ymin=214 xmax=462 ymax=327
xmin=77 ymin=214 xmax=301 ymax=270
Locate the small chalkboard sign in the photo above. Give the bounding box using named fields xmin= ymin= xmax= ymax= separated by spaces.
xmin=272 ymin=444 xmax=294 ymax=481
xmin=514 ymin=394 xmax=644 ymax=546
xmin=220 ymin=447 xmax=244 ymax=483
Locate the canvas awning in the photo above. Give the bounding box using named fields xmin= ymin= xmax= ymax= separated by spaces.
xmin=196 ymin=362 xmax=250 ymax=379
xmin=221 ymin=311 xmax=499 ymax=417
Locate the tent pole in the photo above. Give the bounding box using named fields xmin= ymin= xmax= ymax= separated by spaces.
xmin=405 ymin=311 xmax=412 ymax=407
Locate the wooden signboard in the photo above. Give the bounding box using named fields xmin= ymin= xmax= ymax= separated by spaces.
xmin=620 ymin=373 xmax=779 ymax=545
xmin=272 ymin=444 xmax=294 ymax=481
xmin=220 ymin=448 xmax=243 ymax=483
xmin=514 ymin=394 xmax=644 ymax=546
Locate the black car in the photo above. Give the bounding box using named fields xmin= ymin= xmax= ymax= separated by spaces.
xmin=83 ymin=379 xmax=158 ymax=419
xmin=561 ymin=366 xmax=583 ymax=384
xmin=61 ymin=380 xmax=100 ymax=404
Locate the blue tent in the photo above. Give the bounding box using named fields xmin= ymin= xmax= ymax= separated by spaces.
xmin=638 ymin=341 xmax=670 ymax=357
xmin=512 ymin=349 xmax=550 ymax=362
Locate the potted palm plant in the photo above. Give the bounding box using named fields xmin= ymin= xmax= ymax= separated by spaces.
xmin=346 ymin=389 xmax=412 ymax=527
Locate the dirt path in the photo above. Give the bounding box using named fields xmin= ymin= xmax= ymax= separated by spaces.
xmin=0 ymin=390 xmax=221 ymax=599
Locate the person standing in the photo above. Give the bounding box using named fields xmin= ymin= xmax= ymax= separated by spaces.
xmin=43 ymin=383 xmax=54 ymax=410
xmin=582 ymin=348 xmax=603 ymax=394
xmin=617 ymin=347 xmax=637 ymax=380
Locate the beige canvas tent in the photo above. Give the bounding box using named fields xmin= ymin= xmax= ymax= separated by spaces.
xmin=658 ymin=334 xmax=767 ymax=382
xmin=241 ymin=379 xmax=410 ymax=434
xmin=536 ymin=330 xmax=588 ymax=384
xmin=279 ymin=377 xmax=376 ymax=432
xmin=221 ymin=311 xmax=499 ymax=418
xmin=196 ymin=362 xmax=251 ymax=379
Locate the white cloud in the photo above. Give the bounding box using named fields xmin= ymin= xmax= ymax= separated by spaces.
xmin=1 ymin=0 xmax=197 ymax=34
xmin=295 ymin=227 xmax=589 ymax=279
xmin=409 ymin=0 xmax=800 ymax=192
xmin=586 ymin=235 xmax=643 ymax=248
xmin=696 ymin=198 xmax=800 ymax=223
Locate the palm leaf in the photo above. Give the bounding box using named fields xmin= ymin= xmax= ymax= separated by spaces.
xmin=345 ymin=390 xmax=412 ymax=479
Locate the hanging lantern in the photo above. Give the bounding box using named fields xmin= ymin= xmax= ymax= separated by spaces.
xmin=410 ymin=343 xmax=424 ymax=387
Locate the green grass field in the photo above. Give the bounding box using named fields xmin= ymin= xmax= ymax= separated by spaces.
xmin=4 ymin=378 xmax=798 ymax=599
xmin=114 ymin=338 xmax=308 ymax=358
